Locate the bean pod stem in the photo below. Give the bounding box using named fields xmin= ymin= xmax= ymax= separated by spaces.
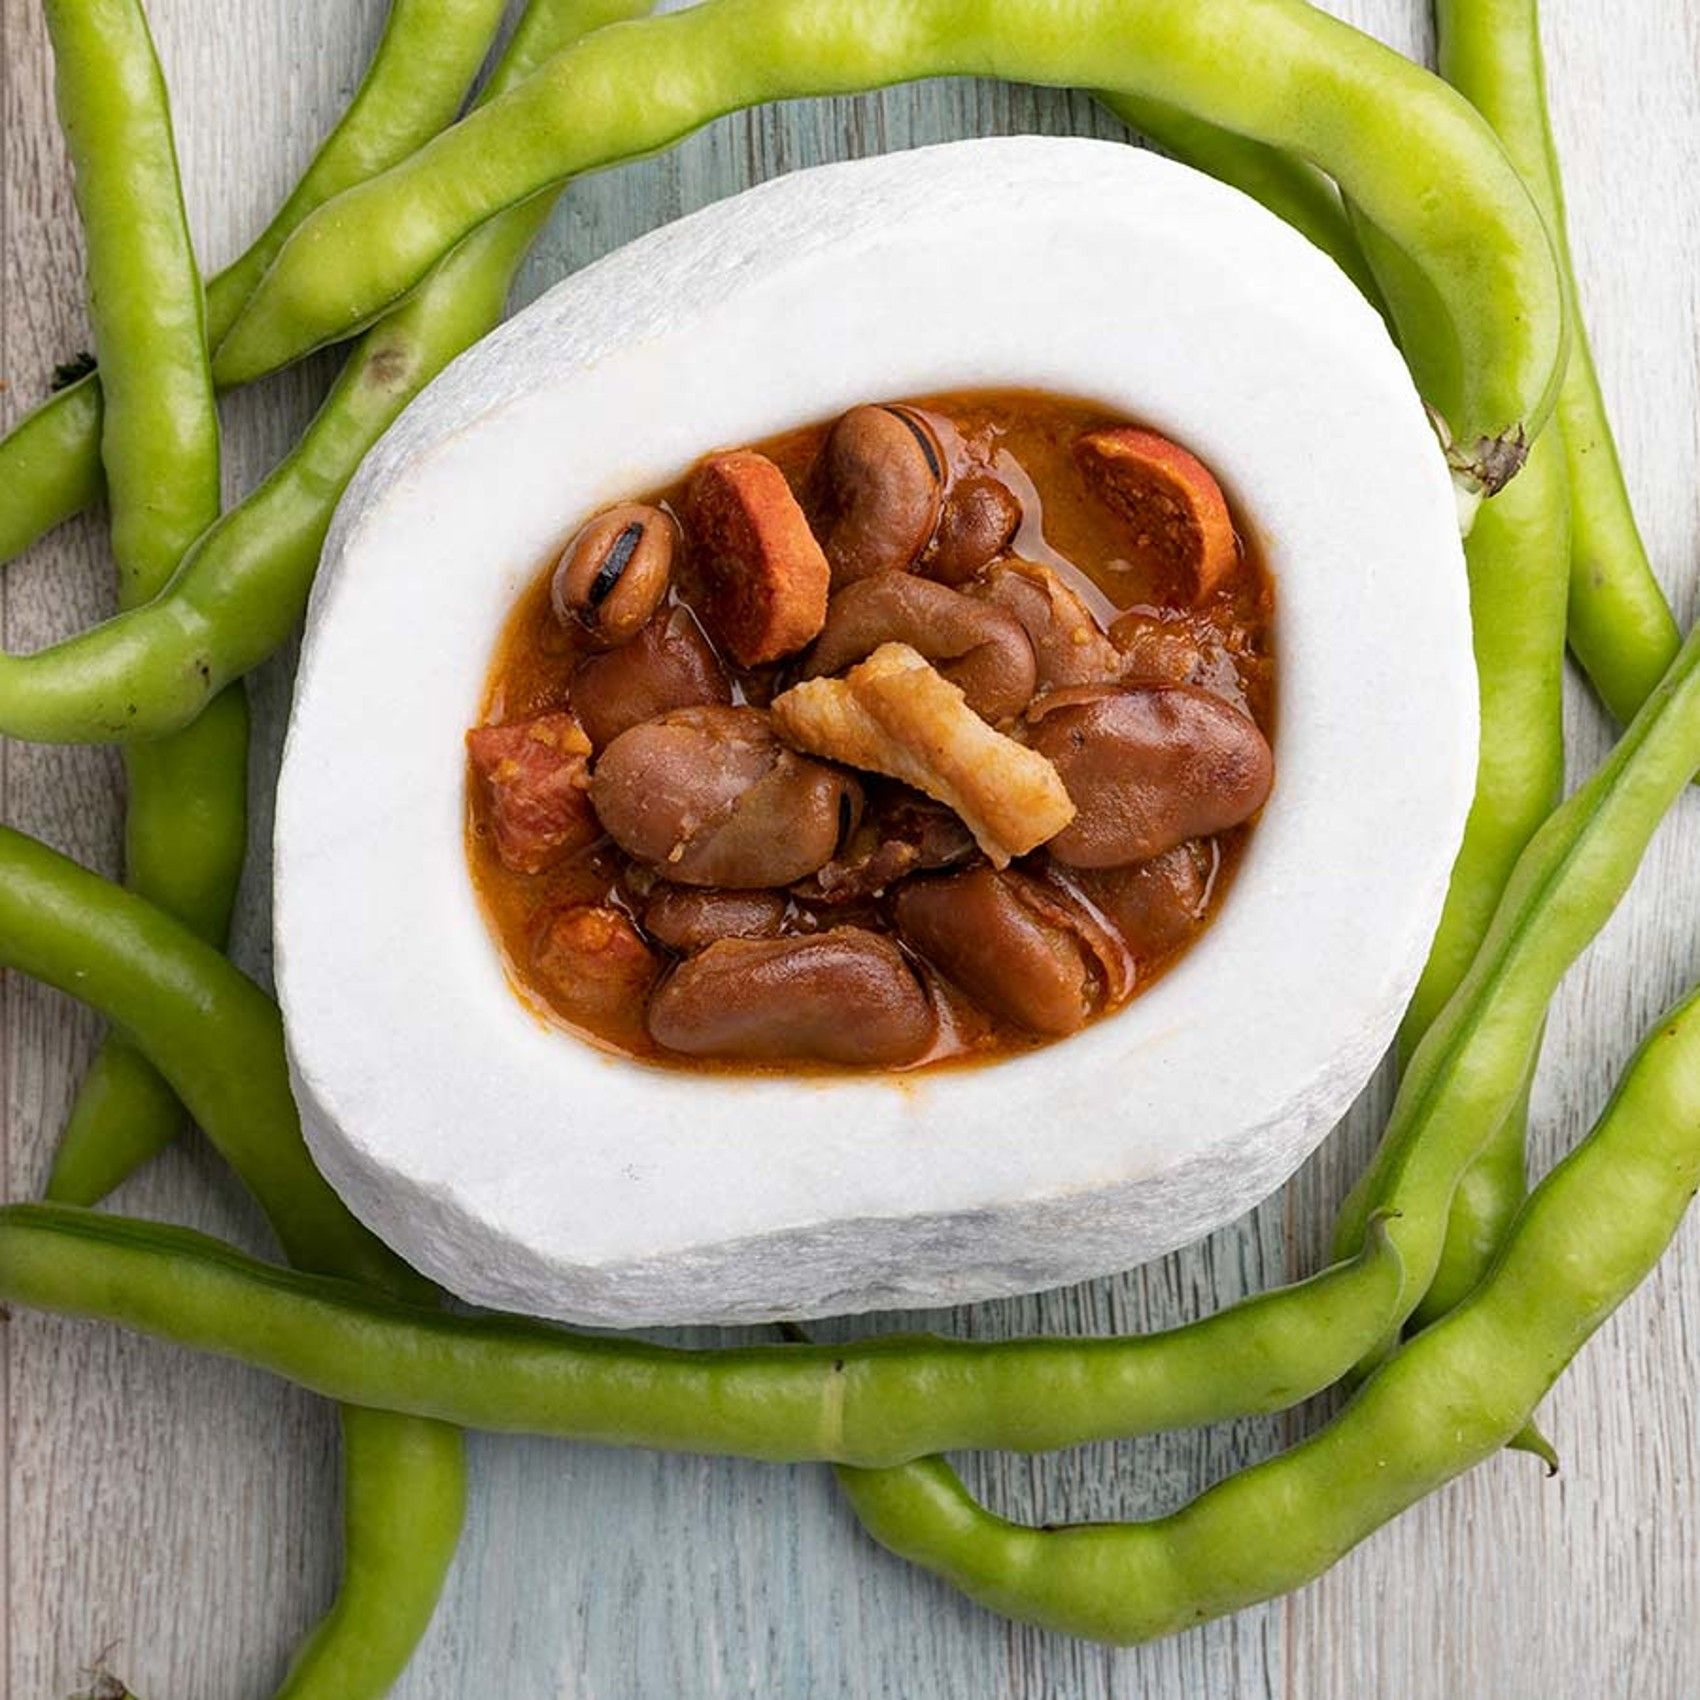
xmin=1437 ymin=0 xmax=1682 ymax=723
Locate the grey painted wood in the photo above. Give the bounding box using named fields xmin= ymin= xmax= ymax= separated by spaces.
xmin=3 ymin=0 xmax=1697 ymax=1695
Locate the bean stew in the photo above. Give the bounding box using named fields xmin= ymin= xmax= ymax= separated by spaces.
xmin=465 ymin=390 xmax=1275 ymax=1071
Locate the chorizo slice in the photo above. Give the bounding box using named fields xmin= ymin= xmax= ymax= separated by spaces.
xmin=466 ymin=710 xmax=598 ymax=874
xmin=1075 ymin=425 xmax=1238 ymax=602
xmin=532 ymin=903 xmax=660 ymax=1042
xmin=686 ymin=450 xmax=830 ymax=665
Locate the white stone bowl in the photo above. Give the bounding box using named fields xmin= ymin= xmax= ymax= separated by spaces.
xmin=275 ymin=136 xmax=1475 ymax=1327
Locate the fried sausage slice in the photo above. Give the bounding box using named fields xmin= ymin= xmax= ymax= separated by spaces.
xmin=686 ymin=450 xmax=830 ymax=664
xmin=1075 ymin=425 xmax=1238 ymax=602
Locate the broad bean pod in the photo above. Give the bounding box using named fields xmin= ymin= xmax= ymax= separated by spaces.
xmin=1438 ymin=0 xmax=1681 ymax=722
xmin=214 ymin=0 xmax=1564 ymax=497
xmin=0 ymin=1194 xmax=1402 ymax=1465
xmin=1335 ymin=613 xmax=1700 ymax=1351
xmin=1394 ymin=430 xmax=1569 ymax=1324
xmin=839 ymin=981 xmax=1700 ymax=1642
xmin=0 ymin=0 xmax=650 ymax=747
xmin=43 ymin=0 xmax=253 ymax=1210
xmin=0 ymin=0 xmax=509 ymax=567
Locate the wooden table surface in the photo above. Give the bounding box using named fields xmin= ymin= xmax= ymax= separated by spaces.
xmin=4 ymin=1 xmax=1698 ymax=1694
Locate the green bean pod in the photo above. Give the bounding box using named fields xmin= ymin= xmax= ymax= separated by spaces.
xmin=212 ymin=0 xmax=1563 ymax=493
xmin=0 ymin=377 xmax=104 ymax=565
xmin=1335 ymin=613 xmax=1700 ymax=1352
xmin=0 ymin=0 xmax=651 ymax=748
xmin=270 ymin=1407 xmax=467 ymax=1700
xmin=1437 ymin=0 xmax=1681 ymax=722
xmin=1392 ymin=429 xmax=1569 ymax=1318
xmin=44 ymin=0 xmax=218 ymax=592
xmin=0 ymin=1194 xmax=1403 ymax=1465
xmin=42 ymin=0 xmax=251 ymax=1207
xmin=0 ymin=0 xmax=509 ymax=569
xmin=839 ymin=981 xmax=1700 ymax=1642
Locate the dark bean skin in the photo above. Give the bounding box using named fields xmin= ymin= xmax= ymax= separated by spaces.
xmin=924 ymin=474 xmax=1023 ymax=585
xmin=642 ymin=886 xmax=788 ymax=953
xmin=1027 ymin=685 xmax=1274 ymax=867
xmin=570 ymin=605 xmax=730 ymax=750
xmin=551 ymin=502 xmax=677 ymax=646
xmin=894 ymin=867 xmax=1099 ymax=1036
xmin=591 ymin=705 xmax=859 ymax=887
xmin=803 ymin=572 xmax=1037 ymax=722
xmin=647 ymin=927 xmax=934 ymax=1064
xmin=971 ymin=559 xmax=1123 ymax=690
xmin=809 ymin=405 xmax=945 ymax=587
xmin=1074 ymin=843 xmax=1213 ymax=965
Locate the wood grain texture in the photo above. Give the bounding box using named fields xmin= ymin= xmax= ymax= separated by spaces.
xmin=3 ymin=1 xmax=1698 ymax=1695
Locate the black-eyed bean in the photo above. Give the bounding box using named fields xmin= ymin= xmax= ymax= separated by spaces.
xmin=551 ymin=502 xmax=677 ymax=645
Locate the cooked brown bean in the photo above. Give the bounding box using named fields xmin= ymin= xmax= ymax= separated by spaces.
xmin=550 ymin=503 xmax=677 ymax=646
xmin=1074 ymin=842 xmax=1213 ymax=964
xmin=808 ymin=405 xmax=945 ymax=586
xmin=686 ymin=450 xmax=830 ymax=665
xmin=1107 ymin=609 xmax=1207 ymax=687
xmin=894 ymin=867 xmax=1103 ymax=1036
xmin=570 ymin=605 xmax=730 ymax=750
xmin=803 ymin=572 xmax=1036 ymax=722
xmin=1027 ymin=685 xmax=1274 ymax=867
xmin=647 ymin=927 xmax=934 ymax=1064
xmin=971 ymin=558 xmax=1123 ymax=690
xmin=532 ymin=904 xmax=660 ymax=1040
xmin=642 ymin=886 xmax=788 ymax=953
xmin=924 ymin=473 xmax=1023 ymax=585
xmin=591 ymin=705 xmax=858 ymax=887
